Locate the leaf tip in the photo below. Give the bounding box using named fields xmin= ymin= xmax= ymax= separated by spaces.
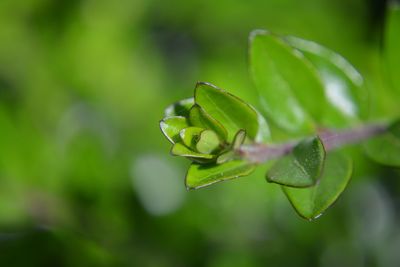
xmin=249 ymin=29 xmax=270 ymax=41
xmin=185 ymin=183 xmax=195 ymax=191
xmin=194 ymin=81 xmax=222 ymax=100
xmin=184 ymin=169 xmax=201 ymax=191
xmin=195 ymin=81 xmax=218 ymax=93
xmin=196 ymin=81 xmax=216 ymax=88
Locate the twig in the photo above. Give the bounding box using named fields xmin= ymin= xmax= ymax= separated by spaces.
xmin=238 ymin=122 xmax=388 ymax=163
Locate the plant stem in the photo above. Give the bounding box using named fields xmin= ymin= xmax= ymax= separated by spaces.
xmin=238 ymin=122 xmax=388 ymax=164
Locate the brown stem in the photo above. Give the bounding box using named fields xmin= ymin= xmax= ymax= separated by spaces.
xmin=238 ymin=122 xmax=388 ymax=164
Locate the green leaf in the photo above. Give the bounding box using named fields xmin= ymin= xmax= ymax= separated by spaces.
xmin=285 ymin=36 xmax=367 ymax=126
xmin=185 ymin=160 xmax=255 ymax=190
xmin=189 ymin=104 xmax=228 ymax=141
xmin=196 ymin=130 xmax=221 ymax=154
xmin=194 ymin=82 xmax=259 ymax=141
xmin=171 ymin=143 xmax=214 ymax=160
xmin=364 ymin=120 xmax=400 ymax=167
xmin=249 ymin=30 xmax=325 ymax=134
xmin=180 ymin=127 xmax=204 ymax=148
xmin=164 ymin=98 xmax=194 ymax=117
xmin=160 ymin=116 xmax=188 ymax=143
xmin=385 ymin=4 xmax=400 ymax=93
xmin=216 ymin=150 xmax=235 ymax=164
xmin=232 ymin=129 xmax=246 ymax=149
xmin=216 ymin=129 xmax=246 ymax=164
xmin=255 ymin=111 xmax=271 ymax=142
xmin=267 ymin=136 xmax=325 ymax=187
xmin=282 ymin=152 xmax=352 ymax=220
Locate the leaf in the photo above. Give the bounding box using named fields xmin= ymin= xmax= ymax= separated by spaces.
xmin=255 ymin=111 xmax=271 ymax=142
xmin=216 ymin=129 xmax=246 ymax=164
xmin=267 ymin=136 xmax=325 ymax=187
xmin=282 ymin=152 xmax=353 ymax=220
xmin=364 ymin=120 xmax=400 ymax=167
xmin=385 ymin=4 xmax=400 ymax=93
xmin=249 ymin=30 xmax=325 ymax=134
xmin=285 ymin=36 xmax=367 ymax=126
xmin=160 ymin=116 xmax=188 ymax=143
xmin=196 ymin=130 xmax=221 ymax=154
xmin=171 ymin=143 xmax=214 ymax=160
xmin=189 ymin=104 xmax=228 ymax=141
xmin=216 ymin=150 xmax=235 ymax=164
xmin=185 ymin=160 xmax=256 ymax=190
xmin=194 ymin=82 xmax=259 ymax=141
xmin=164 ymin=98 xmax=194 ymax=117
xmin=180 ymin=127 xmax=204 ymax=149
xmin=232 ymin=129 xmax=246 ymax=149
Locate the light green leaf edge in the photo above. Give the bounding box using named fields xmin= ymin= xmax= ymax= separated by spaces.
xmin=171 ymin=143 xmax=214 ymax=160
xmin=189 ymin=104 xmax=228 ymax=141
xmin=285 ymin=35 xmax=367 ymax=123
xmin=160 ymin=116 xmax=189 ymax=144
xmin=255 ymin=110 xmax=271 ymax=143
xmin=194 ymin=82 xmax=259 ymax=141
xmin=185 ymin=160 xmax=256 ymax=190
xmin=232 ymin=129 xmax=246 ymax=149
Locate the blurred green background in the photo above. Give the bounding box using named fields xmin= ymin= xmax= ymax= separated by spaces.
xmin=0 ymin=0 xmax=400 ymax=266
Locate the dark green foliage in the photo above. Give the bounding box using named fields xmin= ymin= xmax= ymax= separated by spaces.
xmin=267 ymin=136 xmax=325 ymax=188
xmin=161 ymin=21 xmax=400 ymax=220
xmin=282 ymin=152 xmax=352 ymax=220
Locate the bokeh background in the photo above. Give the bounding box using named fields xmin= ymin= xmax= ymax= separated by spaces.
xmin=0 ymin=0 xmax=400 ymax=266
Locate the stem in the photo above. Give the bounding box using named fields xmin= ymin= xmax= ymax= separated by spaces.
xmin=238 ymin=122 xmax=388 ymax=164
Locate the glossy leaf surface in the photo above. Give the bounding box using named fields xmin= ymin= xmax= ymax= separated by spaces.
xmin=194 ymin=82 xmax=259 ymax=141
xmin=286 ymin=36 xmax=366 ymax=126
xmin=196 ymin=130 xmax=220 ymax=154
xmin=282 ymin=152 xmax=352 ymax=220
xmin=216 ymin=150 xmax=235 ymax=164
xmin=267 ymin=136 xmax=325 ymax=187
xmin=185 ymin=160 xmax=255 ymax=190
xmin=160 ymin=116 xmax=189 ymax=143
xmin=232 ymin=129 xmax=246 ymax=149
xmin=249 ymin=30 xmax=325 ymax=133
xmin=255 ymin=111 xmax=271 ymax=142
xmin=171 ymin=143 xmax=214 ymax=160
xmin=180 ymin=127 xmax=203 ymax=148
xmin=189 ymin=104 xmax=228 ymax=141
